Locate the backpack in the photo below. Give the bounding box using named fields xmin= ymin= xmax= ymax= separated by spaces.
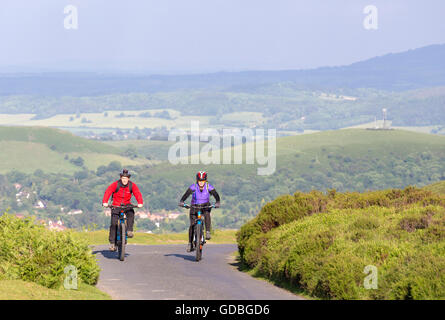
xmin=112 ymin=180 xmax=133 ymax=200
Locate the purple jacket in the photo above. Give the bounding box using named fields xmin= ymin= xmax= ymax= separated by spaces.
xmin=180 ymin=182 xmax=220 ymax=205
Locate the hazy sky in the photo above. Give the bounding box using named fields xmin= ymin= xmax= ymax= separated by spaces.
xmin=1 ymin=0 xmax=444 ymax=73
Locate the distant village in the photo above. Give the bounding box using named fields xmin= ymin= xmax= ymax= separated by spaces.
xmin=74 ymin=126 xmax=170 ymax=141
xmin=103 ymin=208 xmax=183 ymax=230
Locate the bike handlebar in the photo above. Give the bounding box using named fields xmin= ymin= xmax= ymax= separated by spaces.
xmin=179 ymin=203 xmax=218 ymax=210
xmin=109 ymin=204 xmax=139 ymax=209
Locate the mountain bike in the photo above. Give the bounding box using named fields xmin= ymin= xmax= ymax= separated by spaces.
xmin=181 ymin=203 xmax=216 ymax=262
xmin=110 ymin=204 xmax=138 ymax=261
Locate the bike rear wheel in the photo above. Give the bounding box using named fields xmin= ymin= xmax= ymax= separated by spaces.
xmin=118 ymin=222 xmax=126 ymax=261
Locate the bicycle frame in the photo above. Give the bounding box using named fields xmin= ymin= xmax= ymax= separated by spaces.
xmin=110 ymin=204 xmax=138 ymax=261
xmin=181 ymin=203 xmax=216 ymax=261
xmin=195 ymin=208 xmax=205 ymax=245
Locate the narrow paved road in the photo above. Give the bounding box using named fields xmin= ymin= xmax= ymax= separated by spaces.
xmin=93 ymin=244 xmax=303 ymax=300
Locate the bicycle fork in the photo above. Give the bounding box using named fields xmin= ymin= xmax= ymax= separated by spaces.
xmin=196 ymin=210 xmax=205 ymax=250
xmin=116 ymin=213 xmax=127 ymax=242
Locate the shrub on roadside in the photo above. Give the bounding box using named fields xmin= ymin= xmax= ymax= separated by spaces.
xmin=0 ymin=213 xmax=100 ymax=289
xmin=237 ymin=187 xmax=445 ymax=299
xmin=237 ymin=186 xmax=444 ymax=267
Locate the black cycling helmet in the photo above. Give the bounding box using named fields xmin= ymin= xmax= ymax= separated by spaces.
xmin=120 ymin=169 xmax=131 ymax=178
xmin=196 ymin=171 xmax=207 ymax=181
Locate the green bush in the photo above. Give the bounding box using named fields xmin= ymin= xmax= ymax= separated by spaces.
xmin=237 ymin=187 xmax=445 ymax=299
xmin=0 ymin=213 xmax=100 ymax=289
xmin=237 ymin=186 xmax=444 ymax=267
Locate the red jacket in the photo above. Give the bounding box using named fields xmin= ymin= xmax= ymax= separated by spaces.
xmin=103 ymin=180 xmax=143 ymax=206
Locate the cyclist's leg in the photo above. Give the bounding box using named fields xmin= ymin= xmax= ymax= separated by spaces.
xmin=187 ymin=208 xmax=198 ymax=251
xmin=109 ymin=210 xmax=119 ymax=244
xmin=203 ymin=204 xmax=211 ymax=239
xmin=188 ymin=209 xmax=196 ymax=244
xmin=204 ymin=208 xmax=211 ymax=233
xmin=126 ymin=208 xmax=135 ymax=237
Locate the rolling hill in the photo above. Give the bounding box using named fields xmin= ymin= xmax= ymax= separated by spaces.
xmin=3 ymin=127 xmax=445 ymax=230
xmin=0 ymin=126 xmax=118 ymax=153
xmin=0 ymin=126 xmax=148 ymax=174
xmin=424 ymin=181 xmax=445 ymax=195
xmin=122 ymin=128 xmax=445 ymax=229
xmin=149 ymin=128 xmax=445 ymax=192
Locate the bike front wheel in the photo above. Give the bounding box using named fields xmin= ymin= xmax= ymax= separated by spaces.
xmin=118 ymin=222 xmax=126 ymax=261
xmin=195 ymin=224 xmax=202 ymax=261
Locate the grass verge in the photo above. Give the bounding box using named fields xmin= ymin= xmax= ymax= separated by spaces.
xmin=0 ymin=280 xmax=110 ymax=300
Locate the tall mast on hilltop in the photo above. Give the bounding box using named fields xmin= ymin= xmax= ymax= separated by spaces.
xmin=382 ymin=108 xmax=387 ymax=129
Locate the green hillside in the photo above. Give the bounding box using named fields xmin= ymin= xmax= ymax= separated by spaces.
xmin=3 ymin=128 xmax=445 ymax=231
xmin=0 ymin=126 xmax=148 ymax=174
xmin=274 ymin=129 xmax=445 ymax=190
xmin=424 ymin=181 xmax=445 ymax=195
xmin=141 ymin=128 xmax=445 ymax=200
xmin=0 ymin=126 xmax=118 ymax=153
xmin=105 ymin=139 xmax=175 ymax=160
xmin=122 ymin=128 xmax=445 ymax=230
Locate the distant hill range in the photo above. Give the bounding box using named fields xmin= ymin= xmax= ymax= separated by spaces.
xmin=1 ymin=44 xmax=444 ymax=96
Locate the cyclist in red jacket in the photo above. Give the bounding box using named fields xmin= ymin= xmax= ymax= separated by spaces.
xmin=103 ymin=169 xmax=143 ymax=251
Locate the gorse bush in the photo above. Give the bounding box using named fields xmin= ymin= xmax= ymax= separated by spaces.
xmin=236 ymin=187 xmax=445 ymax=299
xmin=0 ymin=213 xmax=100 ymax=289
xmin=237 ymin=186 xmax=444 ymax=266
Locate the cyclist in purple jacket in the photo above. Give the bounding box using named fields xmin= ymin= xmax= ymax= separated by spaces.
xmin=179 ymin=171 xmax=221 ymax=252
